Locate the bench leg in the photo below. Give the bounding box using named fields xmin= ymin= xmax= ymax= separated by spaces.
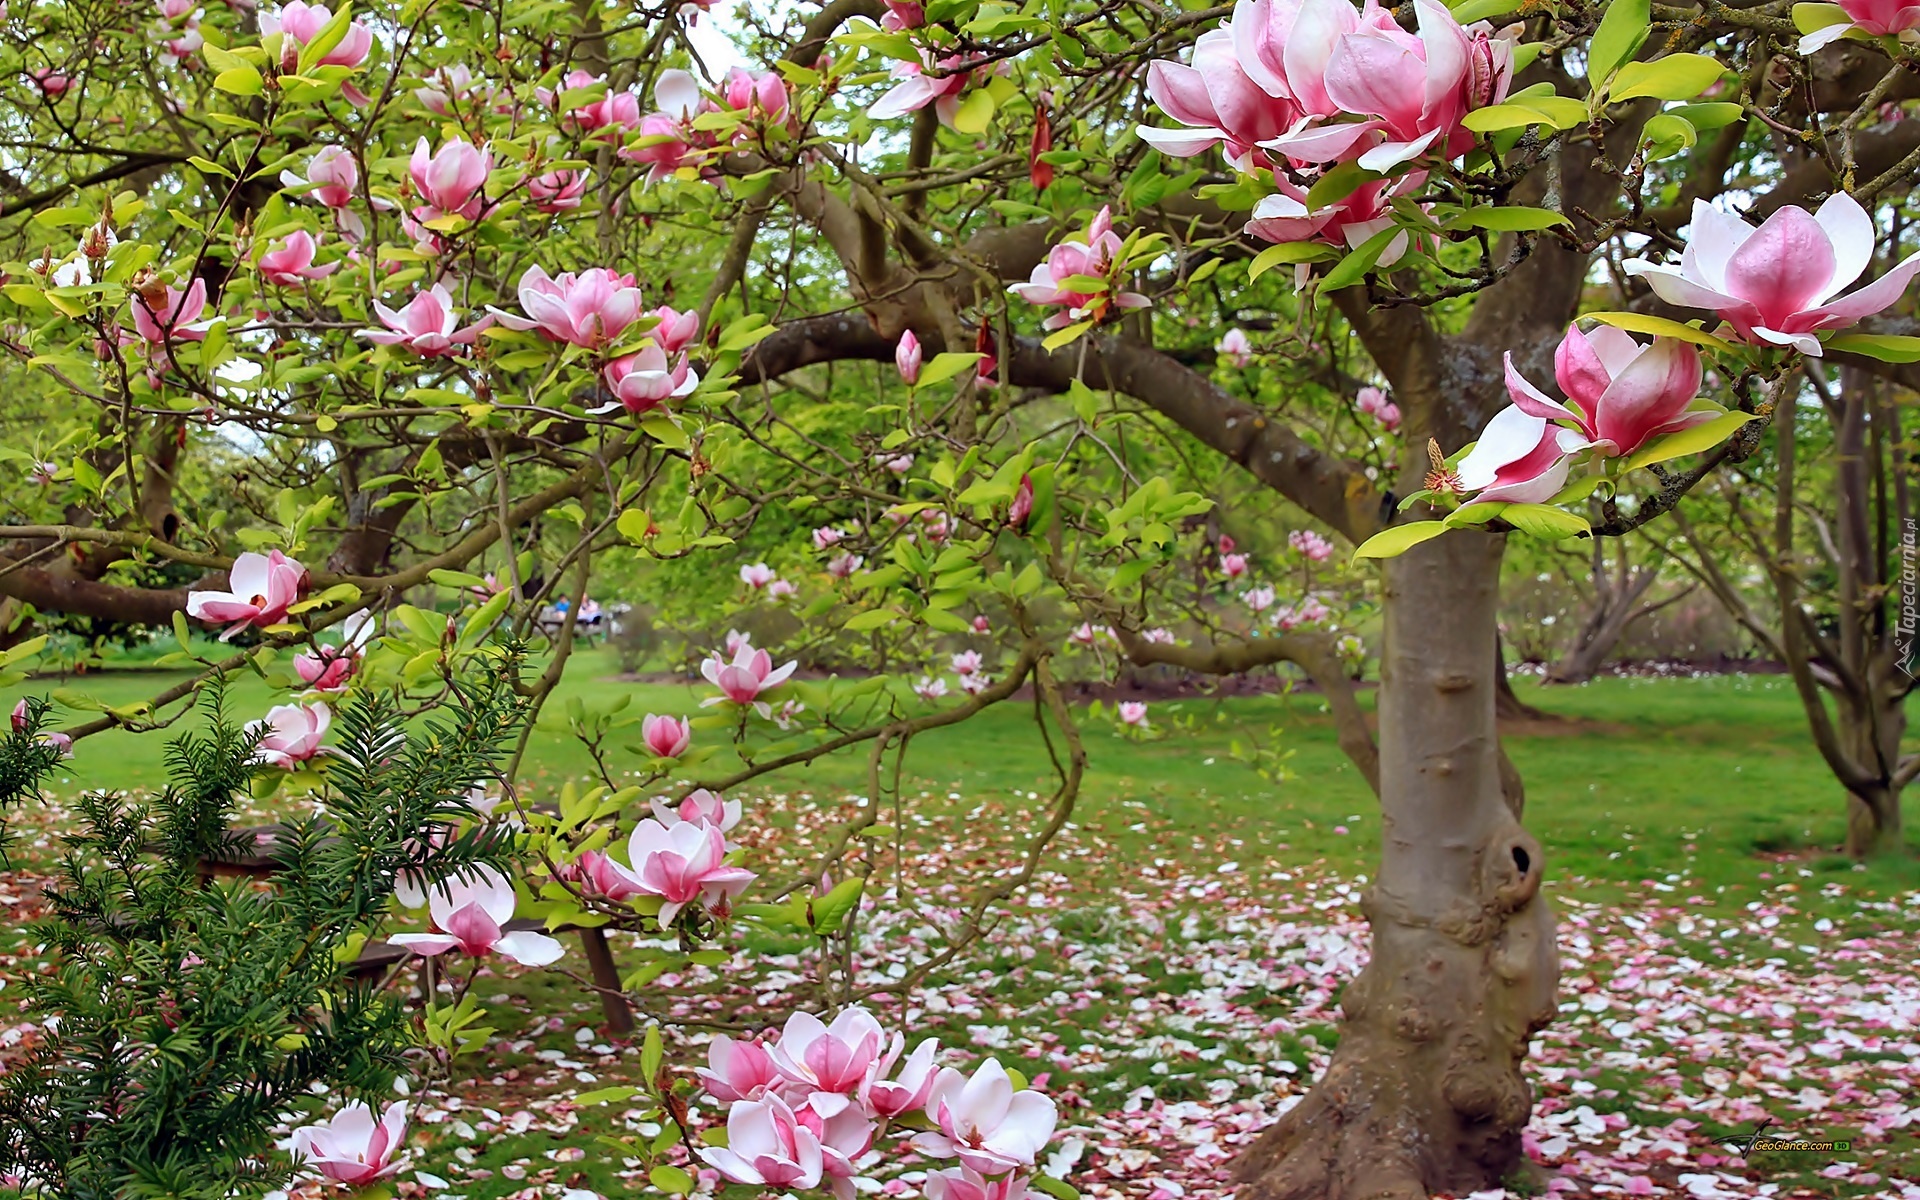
xmin=577 ymin=926 xmax=635 ymax=1035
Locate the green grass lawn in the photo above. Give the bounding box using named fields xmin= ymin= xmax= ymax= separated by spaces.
xmin=9 ymin=651 xmax=1914 ymax=909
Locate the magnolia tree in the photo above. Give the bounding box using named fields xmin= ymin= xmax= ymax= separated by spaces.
xmin=3 ymin=0 xmax=1920 ymax=1196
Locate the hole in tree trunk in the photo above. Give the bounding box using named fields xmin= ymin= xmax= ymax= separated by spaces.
xmin=1511 ymin=845 xmax=1531 ymax=875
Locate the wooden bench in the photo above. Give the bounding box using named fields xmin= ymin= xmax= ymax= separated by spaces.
xmin=199 ymin=825 xmax=636 ymax=1034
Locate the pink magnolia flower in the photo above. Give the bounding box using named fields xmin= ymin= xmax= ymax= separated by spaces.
xmin=561 ymin=849 xmax=647 ymax=902
xmin=415 ymin=63 xmax=488 ymax=115
xmin=1455 ymin=403 xmax=1590 ymax=503
xmin=1215 ymin=328 xmax=1253 ymax=366
xmin=1262 ymin=0 xmax=1514 ymax=171
xmin=951 ymin=650 xmax=983 ymax=677
xmin=768 ymin=1007 xmax=898 ymax=1100
xmin=813 ymin=526 xmax=845 ymax=550
xmin=869 ymin=53 xmax=982 ymax=126
xmin=282 ymin=145 xmax=357 ymax=208
xmin=265 ymin=1 xmax=372 ymax=70
xmin=607 ymin=818 xmax=756 ymax=924
xmin=740 ymin=563 xmax=776 ymax=590
xmin=878 ymin=453 xmax=915 ymax=474
xmin=915 ymin=675 xmax=949 ymax=702
xmin=624 ymin=73 xmax=709 ymax=182
xmin=1246 ymin=170 xmax=1427 ymax=276
xmin=1136 ymin=20 xmax=1309 ymax=170
xmin=866 ymin=1036 xmax=942 ymax=1117
xmin=1502 ymin=325 xmax=1710 ymax=458
xmin=880 ymin=0 xmax=924 ymax=29
xmin=9 ymin=700 xmax=27 ymax=733
xmin=768 ymin=579 xmax=798 ymax=600
xmin=701 ymin=643 xmax=799 ymax=712
xmin=1070 ymin=621 xmax=1103 ymax=646
xmin=408 ymin=138 xmax=491 ymax=221
xmin=288 ymin=1100 xmax=409 ymax=1186
xmin=1243 ymin=585 xmax=1277 ymax=614
xmin=972 ymin=614 xmax=991 ymax=633
xmin=1009 ymin=474 xmax=1035 ymax=528
xmin=257 ymin=231 xmax=338 ymax=286
xmin=1008 ymin=206 xmax=1151 ymax=330
xmin=698 ymin=1035 xmax=785 ymax=1103
xmin=39 ymin=731 xmax=74 ymax=759
xmin=1799 ymin=0 xmax=1920 ymax=50
xmin=1623 ymin=194 xmax=1920 ymax=357
xmin=649 ymin=305 xmax=701 ymax=353
xmin=490 ymin=265 xmax=645 ymax=349
xmin=29 ymin=461 xmax=56 ymax=486
xmin=1220 ymin=552 xmax=1249 ymax=578
xmin=1118 ymin=701 xmax=1149 ymax=727
xmin=1377 ymin=401 xmax=1401 ymax=430
xmin=793 ymin=1094 xmax=876 ymax=1197
xmin=293 ymin=610 xmax=374 ymax=692
xmin=1289 ymin=529 xmax=1334 ymax=560
xmin=651 ymin=788 xmax=741 ymax=834
xmin=131 ymin=279 xmax=210 ymax=345
xmin=358 ymin=285 xmax=492 ymax=358
xmin=957 ymin=672 xmax=991 ymax=695
xmin=641 ymin=713 xmax=692 ymax=759
xmin=698 ymin=1096 xmax=824 ymax=1192
xmin=30 ymin=69 xmax=71 ymax=97
xmin=389 ymin=864 xmax=566 ymax=965
xmin=1356 ymin=386 xmax=1387 ymax=415
xmin=1143 ymin=627 xmax=1176 ymax=644
xmin=598 ymin=345 xmax=698 ymax=413
xmin=827 ymin=553 xmax=863 ymax=578
xmin=926 ymin=1168 xmax=1031 ymax=1200
xmin=916 ymin=1059 xmax=1058 ymax=1176
xmin=159 ymin=14 xmax=204 ymax=68
xmin=896 ymin=329 xmax=923 ymax=384
xmin=721 ymin=67 xmax=789 ymax=122
xmin=187 ymin=549 xmax=306 ymax=638
xmin=724 ymin=629 xmax=751 ymax=656
xmin=528 ymin=169 xmax=587 ymax=213
xmin=248 ymin=701 xmax=330 ymax=768
xmin=539 ymin=68 xmax=642 ymax=133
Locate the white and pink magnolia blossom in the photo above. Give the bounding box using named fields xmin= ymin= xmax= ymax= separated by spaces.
xmin=827 ymin=553 xmax=863 ymax=578
xmin=9 ymin=700 xmax=27 ymax=733
xmin=1070 ymin=621 xmax=1106 ymax=646
xmin=293 ymin=610 xmax=375 ymax=693
xmin=720 ymin=66 xmax=790 ymax=122
xmin=914 ymin=675 xmax=949 ymax=702
xmin=131 ymin=279 xmax=209 ymax=345
xmin=1143 ymin=627 xmax=1177 ymax=644
xmin=1455 ymin=403 xmax=1590 ymax=503
xmin=408 ymin=137 xmax=491 ymax=220
xmin=768 ymin=1007 xmax=898 ymax=1101
xmin=895 ymin=329 xmax=923 ymax=384
xmin=724 ymin=629 xmax=751 ymax=656
xmin=606 ymin=817 xmax=756 ymax=924
xmin=1289 ymin=529 xmax=1334 ymax=561
xmin=1215 ymin=327 xmax=1253 ymax=366
xmin=740 ymin=562 xmax=776 ymax=590
xmin=187 ymin=549 xmax=306 ymax=638
xmin=866 ymin=1036 xmax=942 ymax=1117
xmin=264 ymin=1 xmax=371 ymax=68
xmin=868 ymin=52 xmax=991 ymax=125
xmin=539 ymin=68 xmax=642 ymax=133
xmin=1623 ymin=194 xmax=1920 ymax=357
xmin=812 ymin=526 xmax=845 ymax=550
xmin=598 ymin=345 xmax=698 ymax=413
xmin=414 ymin=63 xmax=488 ymax=114
xmin=793 ymin=1094 xmax=876 ymax=1199
xmin=389 ymin=864 xmax=566 ymax=965
xmin=880 ymin=0 xmax=924 ymax=30
xmin=1245 ymin=171 xmax=1427 ymax=277
xmin=528 ymin=168 xmax=587 ymax=213
xmin=282 ymin=147 xmax=364 ymax=237
xmin=1502 ymin=325 xmax=1709 ymax=458
xmin=769 ymin=579 xmax=798 ymax=600
xmin=562 ymin=848 xmax=647 ymax=902
xmin=490 ymin=265 xmax=646 ymax=349
xmin=641 ymin=713 xmax=693 ymax=759
xmin=624 ymin=73 xmax=709 ymax=183
xmin=248 ymin=701 xmax=330 ymax=768
xmin=30 ymin=69 xmax=71 ymax=97
xmin=1278 ymin=595 xmax=1332 ymax=629
xmin=951 ymin=650 xmax=983 ymax=677
xmin=1799 ymin=0 xmax=1920 ymax=50
xmin=698 ymin=1096 xmax=825 ymax=1192
xmin=916 ymin=1059 xmax=1058 ymax=1176
xmin=877 ymin=453 xmax=915 ymax=474
xmin=926 ymin=1167 xmax=1031 ymax=1200
xmin=1356 ymin=386 xmax=1387 ymax=416
xmin=287 ymin=1100 xmax=409 ymax=1186
xmin=1243 ymin=585 xmax=1277 ymax=615
xmin=1008 ymin=206 xmax=1150 ymax=330
xmin=697 ymin=1035 xmax=785 ymax=1103
xmin=1118 ymin=701 xmax=1149 ymax=727
xmin=1220 ymin=551 xmax=1249 ymax=578
xmin=648 ymin=304 xmax=701 ymax=353
xmin=957 ymin=672 xmax=991 ymax=695
xmin=650 ymin=787 xmax=741 ymax=834
xmin=28 ymin=461 xmax=56 ymax=486
xmin=358 ymin=285 xmax=492 ymax=358
xmin=257 ymin=230 xmax=337 ymax=286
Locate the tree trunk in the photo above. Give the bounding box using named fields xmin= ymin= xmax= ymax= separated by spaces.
xmin=1543 ymin=577 xmax=1656 ymax=685
xmin=1840 ymin=682 xmax=1907 ymax=857
xmin=1235 ymin=533 xmax=1559 ymax=1200
xmin=1845 ymin=783 xmax=1903 ymax=857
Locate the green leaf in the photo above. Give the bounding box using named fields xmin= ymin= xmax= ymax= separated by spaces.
xmin=1582 ymin=311 xmax=1733 ymax=351
xmin=844 ymin=609 xmax=895 ymax=631
xmin=428 ymin=569 xmax=488 ymax=589
xmin=1248 ymin=240 xmax=1335 ymax=280
xmin=1792 ymin=2 xmax=1851 ymax=34
xmin=1450 ymin=0 xmax=1516 ymax=19
xmin=1319 ymin=225 xmax=1404 ymax=292
xmin=1455 ymin=205 xmax=1569 ymax=232
xmin=1623 ymin=410 xmax=1757 ymax=469
xmin=1306 ymin=161 xmax=1380 ymax=212
xmin=916 ymin=351 xmax=983 ymax=389
xmin=1588 ymin=0 xmax=1651 ymax=85
xmin=1445 ymin=501 xmax=1509 ymax=527
xmin=1500 ymin=502 xmax=1590 ymax=540
xmin=213 ymin=66 xmax=264 ymax=96
xmin=953 ymin=88 xmax=995 ymax=134
xmin=1641 ymin=113 xmax=1697 ymax=160
xmin=1668 ymin=101 xmax=1746 ymax=131
xmin=1461 ymin=95 xmax=1588 ymax=132
xmin=650 ymin=1166 xmax=695 ymax=1195
xmin=639 ymin=415 xmax=688 ymax=449
xmin=296 ymin=1 xmax=356 ymax=73
xmin=188 ymin=155 xmax=236 ymax=179
xmin=575 ymin=1086 xmax=642 ymax=1106
xmin=1610 ymin=54 xmax=1725 ymax=102
xmin=1030 ymin=1178 xmax=1081 ymax=1200
xmin=1042 ymin=320 xmax=1094 ymax=350
xmin=1826 ymin=332 xmax=1920 ymax=363
xmin=1351 ymin=521 xmax=1449 ymax=561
